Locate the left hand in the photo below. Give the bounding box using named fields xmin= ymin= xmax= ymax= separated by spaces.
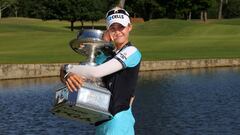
xmin=65 ymin=73 xmax=85 ymax=92
xmin=60 ymin=65 xmax=85 ymax=92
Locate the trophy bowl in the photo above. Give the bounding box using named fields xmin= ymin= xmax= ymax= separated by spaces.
xmin=69 ymin=29 xmax=113 ymax=66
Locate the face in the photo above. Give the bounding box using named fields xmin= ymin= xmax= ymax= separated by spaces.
xmin=108 ymin=23 xmax=132 ymax=47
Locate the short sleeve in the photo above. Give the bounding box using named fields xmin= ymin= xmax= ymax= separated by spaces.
xmin=95 ymin=51 xmax=108 ymax=65
xmin=114 ymin=46 xmax=141 ymax=68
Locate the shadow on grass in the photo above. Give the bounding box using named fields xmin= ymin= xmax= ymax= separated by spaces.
xmin=65 ymin=26 xmax=106 ymax=31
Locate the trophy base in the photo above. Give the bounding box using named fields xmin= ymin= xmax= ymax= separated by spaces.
xmin=51 ymin=83 xmax=112 ymax=124
xmin=52 ymin=102 xmax=112 ymax=124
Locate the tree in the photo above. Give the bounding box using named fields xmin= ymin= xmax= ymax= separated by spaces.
xmin=0 ymin=0 xmax=15 ymax=19
xmin=178 ymin=0 xmax=202 ymax=20
xmin=173 ymin=0 xmax=195 ymax=20
xmin=218 ymin=0 xmax=223 ymax=19
xmin=217 ymin=0 xmax=233 ymax=19
xmin=223 ymin=0 xmax=240 ymax=18
xmin=59 ymin=0 xmax=87 ymax=31
xmin=11 ymin=0 xmax=19 ymax=17
xmin=13 ymin=0 xmax=46 ymax=19
xmin=196 ymin=0 xmax=214 ymax=21
xmin=129 ymin=0 xmax=162 ymax=21
xmin=83 ymin=0 xmax=106 ymax=28
xmin=39 ymin=0 xmax=107 ymax=31
xmin=39 ymin=0 xmax=87 ymax=31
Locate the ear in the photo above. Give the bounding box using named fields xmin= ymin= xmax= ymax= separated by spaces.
xmin=128 ymin=24 xmax=132 ymax=32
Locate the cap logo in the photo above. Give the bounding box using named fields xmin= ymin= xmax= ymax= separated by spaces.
xmin=108 ymin=14 xmax=124 ymax=21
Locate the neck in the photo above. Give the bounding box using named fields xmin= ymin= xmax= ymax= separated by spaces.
xmin=115 ymin=40 xmax=129 ymax=50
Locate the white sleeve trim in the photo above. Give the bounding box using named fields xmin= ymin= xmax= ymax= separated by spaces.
xmin=66 ymin=58 xmax=123 ymax=78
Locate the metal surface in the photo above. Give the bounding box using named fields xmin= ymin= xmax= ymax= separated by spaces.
xmin=52 ymin=83 xmax=112 ymax=124
xmin=69 ymin=29 xmax=113 ymax=66
xmin=52 ymin=29 xmax=113 ymax=124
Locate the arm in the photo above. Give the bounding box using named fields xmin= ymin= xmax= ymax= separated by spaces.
xmin=61 ymin=58 xmax=123 ymax=92
xmin=66 ymin=45 xmax=141 ymax=78
xmin=66 ymin=58 xmax=123 ymax=78
xmin=63 ymin=45 xmax=141 ymax=92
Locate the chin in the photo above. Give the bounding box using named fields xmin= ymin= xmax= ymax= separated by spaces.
xmin=114 ymin=38 xmax=125 ymax=44
xmin=115 ymin=41 xmax=124 ymax=45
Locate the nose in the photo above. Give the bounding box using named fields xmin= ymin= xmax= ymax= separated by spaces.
xmin=115 ymin=30 xmax=121 ymax=35
xmin=110 ymin=28 xmax=121 ymax=36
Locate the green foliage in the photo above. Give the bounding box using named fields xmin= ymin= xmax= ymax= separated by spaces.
xmin=14 ymin=0 xmax=43 ymax=18
xmin=223 ymin=0 xmax=240 ymax=18
xmin=159 ymin=0 xmax=215 ymax=19
xmin=137 ymin=0 xmax=160 ymax=21
xmin=1 ymin=0 xmax=240 ymax=20
xmin=39 ymin=0 xmax=107 ymax=30
xmin=83 ymin=0 xmax=106 ymax=22
xmin=196 ymin=0 xmax=213 ymax=11
xmin=0 ymin=0 xmax=16 ymax=18
xmin=0 ymin=0 xmax=15 ymax=8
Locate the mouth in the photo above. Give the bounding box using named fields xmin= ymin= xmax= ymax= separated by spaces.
xmin=114 ymin=35 xmax=123 ymax=40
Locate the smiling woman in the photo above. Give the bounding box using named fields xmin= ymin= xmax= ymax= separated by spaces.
xmin=58 ymin=6 xmax=142 ymax=135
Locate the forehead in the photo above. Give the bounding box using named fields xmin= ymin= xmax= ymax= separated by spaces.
xmin=109 ymin=23 xmax=125 ymax=29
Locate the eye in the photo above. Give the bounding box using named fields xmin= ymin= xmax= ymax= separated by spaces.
xmin=119 ymin=25 xmax=125 ymax=31
xmin=109 ymin=27 xmax=115 ymax=32
xmin=109 ymin=24 xmax=125 ymax=32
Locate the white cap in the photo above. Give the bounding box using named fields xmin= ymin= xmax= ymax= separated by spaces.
xmin=106 ymin=7 xmax=130 ymax=29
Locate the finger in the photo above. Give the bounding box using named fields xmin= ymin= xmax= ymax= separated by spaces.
xmin=65 ymin=81 xmax=73 ymax=92
xmin=72 ymin=75 xmax=84 ymax=87
xmin=109 ymin=34 xmax=114 ymax=41
xmin=67 ymin=78 xmax=77 ymax=91
xmin=69 ymin=76 xmax=81 ymax=90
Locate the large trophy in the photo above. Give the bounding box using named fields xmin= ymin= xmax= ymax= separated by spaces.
xmin=52 ymin=29 xmax=114 ymax=124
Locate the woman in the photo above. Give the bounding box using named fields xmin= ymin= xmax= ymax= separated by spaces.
xmin=61 ymin=7 xmax=141 ymax=135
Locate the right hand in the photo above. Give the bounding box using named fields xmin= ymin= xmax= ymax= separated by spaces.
xmin=103 ymin=30 xmax=112 ymax=42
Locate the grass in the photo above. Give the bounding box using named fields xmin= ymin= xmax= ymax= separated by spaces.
xmin=131 ymin=19 xmax=240 ymax=60
xmin=0 ymin=17 xmax=240 ymax=63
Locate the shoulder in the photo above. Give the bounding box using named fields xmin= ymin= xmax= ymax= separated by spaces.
xmin=114 ymin=45 xmax=141 ymax=68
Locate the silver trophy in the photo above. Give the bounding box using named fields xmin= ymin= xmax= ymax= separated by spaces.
xmin=52 ymin=29 xmax=113 ymax=124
